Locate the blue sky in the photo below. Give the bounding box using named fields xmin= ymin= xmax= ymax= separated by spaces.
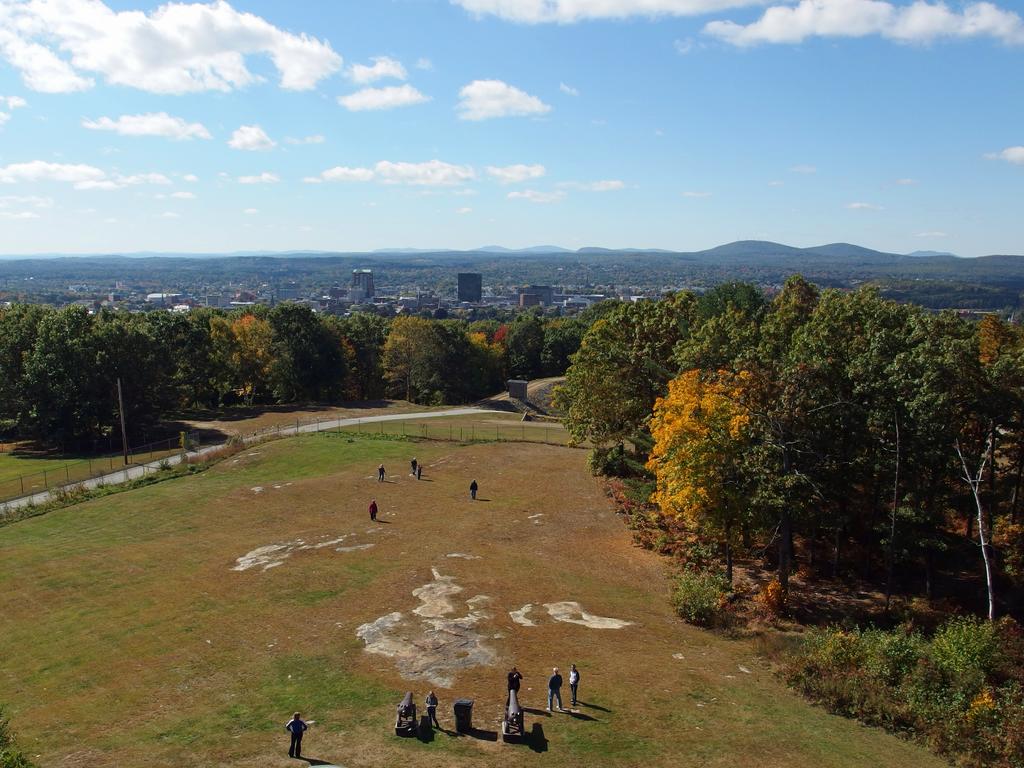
xmin=0 ymin=0 xmax=1022 ymax=256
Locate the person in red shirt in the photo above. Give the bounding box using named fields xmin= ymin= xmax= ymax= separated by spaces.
xmin=368 ymin=499 xmax=378 ymax=521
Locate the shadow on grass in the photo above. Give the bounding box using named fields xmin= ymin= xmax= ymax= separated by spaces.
xmin=300 ymin=758 xmax=340 ymax=766
xmin=523 ymin=707 xmax=551 ymax=717
xmin=578 ymin=700 xmax=612 ymax=713
xmin=457 ymin=727 xmax=498 ymax=742
xmin=567 ymin=710 xmax=599 ymax=722
xmin=528 ymin=723 xmax=548 ymax=753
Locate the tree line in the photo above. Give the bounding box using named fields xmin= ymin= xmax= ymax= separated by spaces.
xmin=0 ymin=303 xmax=595 ymax=449
xmin=558 ymin=277 xmax=1024 ymax=616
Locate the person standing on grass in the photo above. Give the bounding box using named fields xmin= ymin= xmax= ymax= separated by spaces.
xmin=507 ymin=666 xmax=523 ymax=704
xmin=416 ymin=464 xmax=422 ymax=480
xmin=284 ymin=712 xmax=308 ymax=758
xmin=410 ymin=457 xmax=418 ymax=476
xmin=425 ymin=691 xmax=440 ymax=728
xmin=377 ymin=464 xmax=385 ymax=482
xmin=469 ymin=479 xmax=478 ymax=500
xmin=569 ymin=663 xmax=580 ymax=706
xmin=368 ymin=499 xmax=378 ymax=522
xmin=547 ymin=667 xmax=564 ymax=712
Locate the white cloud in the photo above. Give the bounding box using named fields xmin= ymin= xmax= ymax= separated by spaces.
xmin=0 ymin=94 xmax=26 ymax=128
xmin=0 ymin=210 xmax=40 ymax=219
xmin=486 ymin=163 xmax=546 ymax=184
xmin=244 ymin=207 xmax=259 ymax=215
xmin=228 ymin=125 xmax=276 ymax=151
xmin=558 ymin=179 xmax=625 ymax=191
xmin=915 ymin=230 xmax=948 ymax=237
xmin=457 ymin=79 xmax=551 ymax=120
xmin=238 ymin=172 xmax=280 ymax=184
xmin=284 ymin=134 xmax=325 ymax=145
xmin=682 ymin=190 xmax=712 ymax=197
xmin=82 ymin=112 xmax=211 ymax=140
xmin=508 ymin=189 xmax=565 ymax=203
xmin=987 ymin=146 xmax=1024 ymax=164
xmin=377 ymin=160 xmax=475 ymax=185
xmin=307 ymin=160 xmax=475 ymax=186
xmin=170 ymin=191 xmax=196 ymax=199
xmin=559 ymin=82 xmax=579 ymax=96
xmin=182 ymin=174 xmax=199 ymax=182
xmin=0 ymin=194 xmax=52 ymax=208
xmin=160 ymin=211 xmax=180 ymax=218
xmin=674 ymin=37 xmax=695 ymax=53
xmin=456 ymin=206 xmax=473 ymax=214
xmin=0 ymin=160 xmax=105 ymax=185
xmin=415 ymin=57 xmax=433 ymax=70
xmin=348 ymin=56 xmax=407 ymax=84
xmin=895 ymin=177 xmax=919 ymax=185
xmin=768 ymin=180 xmax=785 ymax=186
xmin=453 ymin=0 xmax=762 ymax=23
xmin=704 ymin=0 xmax=1024 ymax=47
xmin=0 ymin=0 xmax=342 ymax=94
xmin=790 ymin=164 xmax=817 ymax=173
xmin=846 ymin=201 xmax=883 ymax=210
xmin=338 ymin=84 xmax=430 ymax=111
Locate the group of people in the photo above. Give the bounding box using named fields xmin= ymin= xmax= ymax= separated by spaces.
xmin=508 ymin=664 xmax=581 ymax=712
xmin=368 ymin=458 xmax=480 ymax=521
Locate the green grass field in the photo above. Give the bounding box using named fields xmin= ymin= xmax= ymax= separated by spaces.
xmin=0 ymin=434 xmax=944 ymax=768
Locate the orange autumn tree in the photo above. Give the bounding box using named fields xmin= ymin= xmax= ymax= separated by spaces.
xmin=647 ymin=369 xmax=752 ymax=582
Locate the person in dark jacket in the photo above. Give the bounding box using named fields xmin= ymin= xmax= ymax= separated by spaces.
xmin=368 ymin=499 xmax=378 ymax=522
xmin=470 ymin=479 xmax=478 ymax=500
xmin=506 ymin=666 xmax=523 ymax=705
xmin=377 ymin=464 xmax=385 ymax=482
xmin=410 ymin=457 xmax=418 ymax=476
xmin=425 ymin=691 xmax=440 ymax=728
xmin=284 ymin=712 xmax=308 ymax=758
xmin=547 ymin=668 xmax=564 ymax=712
xmin=569 ymin=663 xmax=580 ymax=706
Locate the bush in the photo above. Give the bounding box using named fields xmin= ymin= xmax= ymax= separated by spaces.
xmin=756 ymin=579 xmax=786 ymax=617
xmin=588 ymin=444 xmax=630 ymax=477
xmin=0 ymin=709 xmax=36 ymax=768
xmin=672 ymin=568 xmax=729 ymax=626
xmin=785 ymin=618 xmax=1024 ymax=768
xmin=929 ymin=615 xmax=999 ymax=690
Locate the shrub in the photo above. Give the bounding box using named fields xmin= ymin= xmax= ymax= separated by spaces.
xmin=929 ymin=616 xmax=999 ymax=691
xmin=588 ymin=444 xmax=629 ymax=477
xmin=756 ymin=579 xmax=786 ymax=617
xmin=0 ymin=709 xmax=36 ymax=768
xmin=672 ymin=568 xmax=729 ymax=626
xmin=785 ymin=618 xmax=1024 ymax=768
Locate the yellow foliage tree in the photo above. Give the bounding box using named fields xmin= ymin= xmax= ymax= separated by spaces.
xmin=647 ymin=369 xmax=751 ymax=581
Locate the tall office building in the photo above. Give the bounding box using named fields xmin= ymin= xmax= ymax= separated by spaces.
xmin=525 ymin=285 xmax=554 ymax=306
xmin=351 ymin=269 xmax=375 ymax=301
xmin=457 ymin=272 xmax=483 ymax=303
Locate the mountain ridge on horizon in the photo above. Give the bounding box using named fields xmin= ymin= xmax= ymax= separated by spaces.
xmin=0 ymin=239 xmax=989 ymax=260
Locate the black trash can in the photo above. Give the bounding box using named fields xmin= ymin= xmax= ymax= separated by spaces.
xmin=453 ymin=698 xmax=474 ymax=733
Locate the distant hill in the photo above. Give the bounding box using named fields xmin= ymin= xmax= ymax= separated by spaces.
xmin=476 ymin=245 xmax=573 ymax=254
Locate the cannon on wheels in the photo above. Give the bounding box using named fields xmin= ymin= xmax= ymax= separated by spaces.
xmin=502 ymin=688 xmax=526 ymax=743
xmin=395 ymin=691 xmax=417 ymax=737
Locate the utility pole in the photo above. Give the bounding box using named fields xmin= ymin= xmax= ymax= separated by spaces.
xmin=117 ymin=377 xmax=129 ymax=466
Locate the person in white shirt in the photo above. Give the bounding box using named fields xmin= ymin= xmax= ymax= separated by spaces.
xmin=569 ymin=663 xmax=580 ymax=706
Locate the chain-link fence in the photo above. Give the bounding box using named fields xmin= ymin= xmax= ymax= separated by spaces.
xmin=0 ymin=433 xmax=197 ymax=505
xmin=0 ymin=412 xmax=578 ymax=507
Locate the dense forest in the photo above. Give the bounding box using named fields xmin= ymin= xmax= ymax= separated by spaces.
xmin=559 ymin=276 xmax=1023 ymax=614
xmin=556 ymin=277 xmax=1024 ymax=766
xmin=0 ymin=303 xmax=594 ymax=448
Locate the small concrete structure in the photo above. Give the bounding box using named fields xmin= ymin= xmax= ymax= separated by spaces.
xmin=507 ymin=379 xmax=528 ymax=400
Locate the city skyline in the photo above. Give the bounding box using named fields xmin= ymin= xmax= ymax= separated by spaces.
xmin=1 ymin=0 xmax=1022 ymax=257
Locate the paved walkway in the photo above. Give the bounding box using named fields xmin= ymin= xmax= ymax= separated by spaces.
xmin=0 ymin=408 xmax=502 ymax=515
